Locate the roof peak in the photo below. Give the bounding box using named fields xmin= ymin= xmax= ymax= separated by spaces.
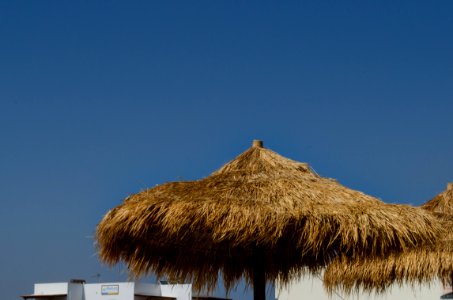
xmin=447 ymin=182 xmax=453 ymax=191
xmin=252 ymin=140 xmax=264 ymax=148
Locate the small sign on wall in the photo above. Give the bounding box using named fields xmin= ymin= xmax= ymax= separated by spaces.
xmin=101 ymin=285 xmax=119 ymax=295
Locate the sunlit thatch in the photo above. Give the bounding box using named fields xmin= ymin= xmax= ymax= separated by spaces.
xmin=324 ymin=183 xmax=453 ymax=294
xmin=422 ymin=183 xmax=453 ymax=216
xmin=96 ymin=141 xmax=443 ymax=293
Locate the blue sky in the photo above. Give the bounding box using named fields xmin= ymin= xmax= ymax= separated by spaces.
xmin=0 ymin=1 xmax=452 ymax=299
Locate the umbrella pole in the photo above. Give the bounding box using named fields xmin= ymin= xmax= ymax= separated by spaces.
xmin=253 ymin=249 xmax=266 ymax=300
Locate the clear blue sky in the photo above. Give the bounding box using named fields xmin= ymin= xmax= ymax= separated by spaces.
xmin=1 ymin=1 xmax=452 ymax=299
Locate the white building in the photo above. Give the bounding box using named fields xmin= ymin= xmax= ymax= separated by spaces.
xmin=21 ymin=280 xmax=230 ymax=300
xmin=276 ymin=275 xmax=452 ymax=300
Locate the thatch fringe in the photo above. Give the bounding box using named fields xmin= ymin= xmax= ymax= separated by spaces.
xmin=323 ymin=183 xmax=453 ymax=294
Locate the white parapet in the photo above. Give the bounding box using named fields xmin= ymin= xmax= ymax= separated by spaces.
xmin=275 ymin=274 xmax=444 ymax=300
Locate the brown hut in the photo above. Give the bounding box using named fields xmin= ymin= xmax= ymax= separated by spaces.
xmin=96 ymin=140 xmax=442 ymax=300
xmin=323 ymin=182 xmax=453 ymax=294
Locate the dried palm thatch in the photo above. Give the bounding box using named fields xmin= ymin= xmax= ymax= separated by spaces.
xmin=422 ymin=183 xmax=453 ymax=216
xmin=324 ymin=183 xmax=453 ymax=295
xmin=96 ymin=140 xmax=442 ymax=300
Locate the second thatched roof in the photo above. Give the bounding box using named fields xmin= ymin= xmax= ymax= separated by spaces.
xmin=96 ymin=141 xmax=443 ymax=291
xmin=324 ymin=183 xmax=453 ymax=294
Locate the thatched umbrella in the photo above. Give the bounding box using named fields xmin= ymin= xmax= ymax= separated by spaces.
xmin=324 ymin=182 xmax=453 ymax=295
xmin=96 ymin=140 xmax=442 ymax=300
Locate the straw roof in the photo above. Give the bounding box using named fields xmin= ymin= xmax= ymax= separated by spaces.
xmin=96 ymin=141 xmax=442 ymax=291
xmin=422 ymin=183 xmax=453 ymax=216
xmin=324 ymin=183 xmax=453 ymax=294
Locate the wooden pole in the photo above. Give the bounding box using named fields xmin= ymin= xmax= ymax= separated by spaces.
xmin=253 ymin=248 xmax=266 ymax=300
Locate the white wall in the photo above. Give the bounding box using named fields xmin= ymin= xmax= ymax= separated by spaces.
xmin=134 ymin=283 xmax=162 ymax=296
xmin=29 ymin=281 xmax=192 ymax=300
xmin=83 ymin=282 xmax=191 ymax=300
xmin=68 ymin=282 xmax=84 ymax=300
xmin=34 ymin=283 xmax=68 ymax=295
xmin=84 ymin=282 xmax=135 ymax=300
xmin=160 ymin=283 xmax=192 ymax=300
xmin=276 ymin=275 xmax=443 ymax=300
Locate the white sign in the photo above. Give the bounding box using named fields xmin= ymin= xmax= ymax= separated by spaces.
xmin=101 ymin=285 xmax=119 ymax=295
